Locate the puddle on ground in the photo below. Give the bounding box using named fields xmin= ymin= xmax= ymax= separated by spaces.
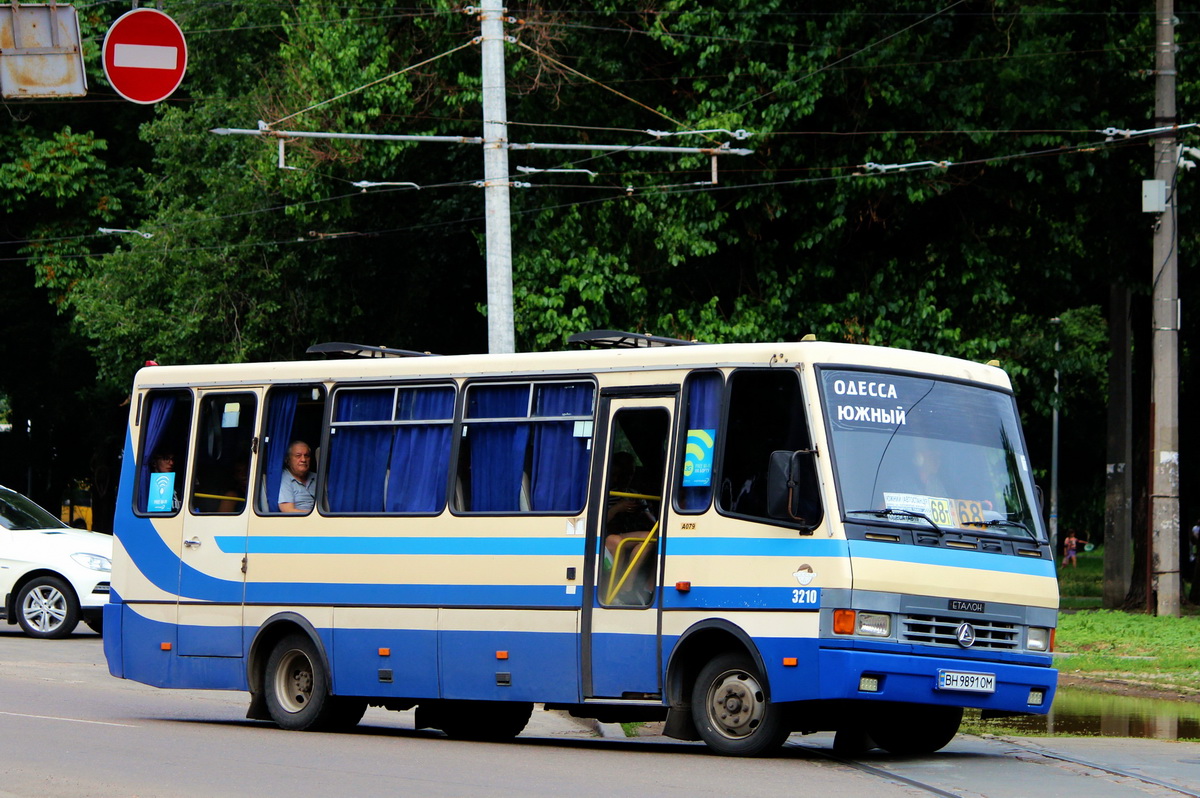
xmin=990 ymin=686 xmax=1200 ymax=740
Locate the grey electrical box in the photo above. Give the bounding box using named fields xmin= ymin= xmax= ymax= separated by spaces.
xmin=1142 ymin=179 xmax=1167 ymax=213
xmin=0 ymin=3 xmax=87 ymax=99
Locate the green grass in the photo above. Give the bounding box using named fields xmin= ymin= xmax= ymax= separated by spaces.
xmin=1055 ymin=610 xmax=1200 ymax=695
xmin=1051 ymin=545 xmax=1200 ymax=695
xmin=1056 ymin=544 xmax=1104 ymax=607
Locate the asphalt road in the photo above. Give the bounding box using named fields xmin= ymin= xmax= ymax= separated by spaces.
xmin=1 ymin=628 xmax=1197 ymax=798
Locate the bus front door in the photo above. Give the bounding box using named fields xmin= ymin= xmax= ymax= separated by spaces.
xmin=584 ymin=397 xmax=673 ymax=699
xmin=176 ymin=390 xmax=258 ymax=657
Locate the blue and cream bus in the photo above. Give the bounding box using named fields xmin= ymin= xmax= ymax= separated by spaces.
xmin=104 ymin=331 xmax=1058 ymax=756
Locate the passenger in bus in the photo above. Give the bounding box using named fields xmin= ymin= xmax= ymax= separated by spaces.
xmin=218 ymin=461 xmax=251 ymax=514
xmin=151 ymin=449 xmax=182 ymax=511
xmin=605 ymin=452 xmax=655 ymax=542
xmin=278 ymin=441 xmax=316 ymax=514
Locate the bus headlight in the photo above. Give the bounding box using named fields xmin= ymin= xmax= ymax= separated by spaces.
xmin=1027 ymin=626 xmax=1051 ymax=652
xmin=856 ymin=612 xmax=891 ymax=637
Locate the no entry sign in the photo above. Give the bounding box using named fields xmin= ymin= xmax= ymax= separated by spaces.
xmin=102 ymin=8 xmax=187 ymax=104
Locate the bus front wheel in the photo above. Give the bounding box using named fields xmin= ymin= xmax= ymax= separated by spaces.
xmin=692 ymin=652 xmax=789 ymax=756
xmin=867 ymin=704 xmax=962 ymax=755
xmin=265 ymin=633 xmax=365 ymax=731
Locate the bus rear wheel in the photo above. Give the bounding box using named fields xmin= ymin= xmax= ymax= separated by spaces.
xmin=265 ymin=633 xmax=365 ymax=731
xmin=692 ymin=652 xmax=790 ymax=756
xmin=867 ymin=704 xmax=962 ymax=755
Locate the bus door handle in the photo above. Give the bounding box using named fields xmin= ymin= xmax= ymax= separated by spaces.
xmin=183 ymin=537 xmax=202 ymax=549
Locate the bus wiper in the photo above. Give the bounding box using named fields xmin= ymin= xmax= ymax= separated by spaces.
xmin=847 ymin=508 xmax=944 ymax=537
xmin=979 ymin=518 xmax=1036 ymax=540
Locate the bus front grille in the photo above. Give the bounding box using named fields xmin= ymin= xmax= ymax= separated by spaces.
xmin=901 ymin=614 xmax=1019 ymax=649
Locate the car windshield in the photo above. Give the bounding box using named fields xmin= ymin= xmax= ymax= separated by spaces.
xmin=0 ymin=486 xmax=69 ymax=531
xmin=819 ymin=368 xmax=1043 ymax=542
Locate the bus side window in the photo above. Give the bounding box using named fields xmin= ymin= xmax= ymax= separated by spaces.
xmin=190 ymin=393 xmax=257 ymax=515
xmin=677 ymin=370 xmax=723 ymax=513
xmin=717 ymin=369 xmax=814 ymax=523
xmin=456 ymin=381 xmax=593 ymax=514
xmin=259 ymin=385 xmax=326 ymax=514
xmin=324 ymin=384 xmax=456 ymax=514
xmin=136 ymin=390 xmax=193 ymax=515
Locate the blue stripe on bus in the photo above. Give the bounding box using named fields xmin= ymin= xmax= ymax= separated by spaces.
xmin=662 ymin=586 xmax=822 ymax=610
xmin=218 ymin=536 xmax=588 ymax=556
xmin=848 ymin=539 xmax=1056 ymax=577
xmin=664 ymin=538 xmax=849 ymax=557
xmin=243 ymin=581 xmax=583 ymax=607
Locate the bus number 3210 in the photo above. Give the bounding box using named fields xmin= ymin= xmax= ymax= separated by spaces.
xmin=792 ymin=588 xmax=819 ymax=606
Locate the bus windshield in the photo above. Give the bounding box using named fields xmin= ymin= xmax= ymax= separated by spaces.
xmin=819 ymin=368 xmax=1043 ymax=542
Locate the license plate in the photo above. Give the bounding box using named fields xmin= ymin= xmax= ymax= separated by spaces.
xmin=937 ymin=670 xmax=996 ymax=693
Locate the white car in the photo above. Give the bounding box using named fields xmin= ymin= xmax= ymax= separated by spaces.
xmin=0 ymin=484 xmax=112 ymax=638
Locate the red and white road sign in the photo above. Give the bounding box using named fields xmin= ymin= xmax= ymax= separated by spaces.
xmin=102 ymin=8 xmax=187 ymax=104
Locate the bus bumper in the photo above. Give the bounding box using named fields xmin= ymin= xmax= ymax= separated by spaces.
xmin=807 ymin=647 xmax=1058 ymax=714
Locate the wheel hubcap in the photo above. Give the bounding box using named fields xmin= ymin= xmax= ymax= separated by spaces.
xmin=22 ymin=586 xmax=67 ymax=633
xmin=275 ymin=649 xmax=314 ymax=714
xmin=707 ymin=669 xmax=766 ymax=739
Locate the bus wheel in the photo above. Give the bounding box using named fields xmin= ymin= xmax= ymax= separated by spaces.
xmin=16 ymin=576 xmax=79 ymax=639
xmin=692 ymin=653 xmax=789 ymax=756
xmin=867 ymin=704 xmax=962 ymax=755
xmin=439 ymin=700 xmax=532 ymax=741
xmin=265 ymin=633 xmax=364 ymax=731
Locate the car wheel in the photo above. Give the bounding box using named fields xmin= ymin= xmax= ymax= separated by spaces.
xmin=16 ymin=576 xmax=79 ymax=639
xmin=264 ymin=633 xmax=363 ymax=731
xmin=692 ymin=652 xmax=790 ymax=756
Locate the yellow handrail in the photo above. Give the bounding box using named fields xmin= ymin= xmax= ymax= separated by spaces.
xmin=609 ymin=490 xmax=661 ymax=502
xmin=192 ymin=493 xmax=246 ymax=503
xmin=604 ymin=521 xmax=659 ymax=604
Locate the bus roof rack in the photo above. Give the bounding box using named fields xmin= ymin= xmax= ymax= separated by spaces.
xmin=567 ymin=329 xmax=706 ymax=349
xmin=306 ymin=342 xmax=439 ymax=358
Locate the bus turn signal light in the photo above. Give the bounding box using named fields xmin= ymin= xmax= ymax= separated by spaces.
xmin=675 ymin=581 xmax=691 ymax=592
xmin=833 ymin=609 xmax=855 ymax=635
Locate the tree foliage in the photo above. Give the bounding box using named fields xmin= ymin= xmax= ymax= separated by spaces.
xmin=1 ymin=1 xmax=1192 ymax=541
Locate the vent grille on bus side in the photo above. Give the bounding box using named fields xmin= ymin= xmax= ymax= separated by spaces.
xmin=901 ymin=614 xmax=1019 ymax=649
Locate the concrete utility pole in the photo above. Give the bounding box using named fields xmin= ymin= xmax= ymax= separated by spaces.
xmin=1103 ymin=286 xmax=1133 ymax=608
xmin=213 ymin=9 xmax=752 ymax=356
xmin=1150 ymin=0 xmax=1180 ymax=616
xmin=1049 ymin=320 xmax=1060 ymax=556
xmin=480 ymin=0 xmax=515 ymax=354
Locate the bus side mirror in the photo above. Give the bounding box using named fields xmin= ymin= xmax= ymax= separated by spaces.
xmin=767 ymin=450 xmax=823 ymax=532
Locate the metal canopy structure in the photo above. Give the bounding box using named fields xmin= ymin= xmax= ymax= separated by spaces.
xmin=305 ymin=342 xmax=439 ymax=359
xmin=566 ymin=329 xmax=705 ymax=349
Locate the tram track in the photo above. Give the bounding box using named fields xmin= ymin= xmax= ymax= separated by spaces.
xmin=997 ymin=738 xmax=1200 ymax=798
xmin=786 ymin=735 xmax=1200 ymax=798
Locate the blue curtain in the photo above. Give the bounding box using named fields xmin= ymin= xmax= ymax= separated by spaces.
xmin=386 ymin=387 xmax=455 ymax=512
xmin=468 ymin=385 xmax=530 ymax=511
xmin=137 ymin=394 xmax=176 ymax=512
xmin=263 ymin=390 xmax=299 ymax=513
xmin=326 ymin=390 xmax=394 ymax=512
xmin=530 ymin=384 xmax=593 ymax=511
xmin=680 ymin=372 xmax=722 ymax=511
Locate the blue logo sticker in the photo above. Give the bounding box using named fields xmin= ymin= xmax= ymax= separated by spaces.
xmin=683 ymin=428 xmax=715 ymax=487
xmin=148 ymin=472 xmax=175 ymax=512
